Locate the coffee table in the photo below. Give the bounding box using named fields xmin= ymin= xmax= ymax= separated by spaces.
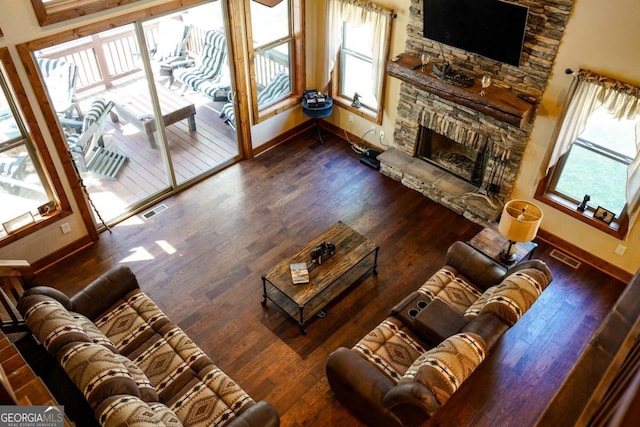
xmin=110 ymin=83 xmax=196 ymax=149
xmin=261 ymin=221 xmax=379 ymax=334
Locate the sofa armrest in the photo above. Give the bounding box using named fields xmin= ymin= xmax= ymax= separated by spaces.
xmin=21 ymin=286 xmax=74 ymax=311
xmin=506 ymin=259 xmax=553 ymax=284
xmin=414 ymin=299 xmax=469 ymax=345
xmin=326 ymin=347 xmax=403 ymax=427
xmin=70 ymin=266 xmax=140 ymax=320
xmin=445 ymin=241 xmax=507 ymax=290
xmin=227 ymin=400 xmax=280 ymax=427
xmin=383 ymin=382 xmax=440 ymax=421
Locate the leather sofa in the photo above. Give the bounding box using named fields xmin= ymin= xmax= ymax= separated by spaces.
xmin=326 ymin=241 xmax=553 ymax=427
xmin=17 ymin=265 xmax=279 ymax=427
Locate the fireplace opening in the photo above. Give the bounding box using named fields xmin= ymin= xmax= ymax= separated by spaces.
xmin=415 ymin=127 xmax=486 ymax=186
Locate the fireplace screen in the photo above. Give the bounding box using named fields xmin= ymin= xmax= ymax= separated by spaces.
xmin=415 ymin=127 xmax=486 ymax=186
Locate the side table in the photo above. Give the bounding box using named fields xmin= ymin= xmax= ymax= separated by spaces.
xmin=302 ymin=96 xmax=333 ymax=144
xmin=468 ymin=227 xmax=538 ymax=268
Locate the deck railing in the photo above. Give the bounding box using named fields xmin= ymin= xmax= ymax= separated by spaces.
xmin=38 ymin=22 xmax=290 ymax=95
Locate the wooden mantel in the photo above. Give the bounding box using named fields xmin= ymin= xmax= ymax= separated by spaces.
xmin=387 ymin=53 xmax=535 ymax=128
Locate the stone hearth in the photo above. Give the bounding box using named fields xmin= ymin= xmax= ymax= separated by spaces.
xmin=380 ymin=0 xmax=573 ymax=224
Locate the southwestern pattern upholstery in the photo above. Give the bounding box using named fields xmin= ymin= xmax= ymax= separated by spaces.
xmin=326 ymin=240 xmax=552 ymax=427
xmin=353 ymin=318 xmax=426 ymax=381
xmin=18 ymin=266 xmax=279 ymax=427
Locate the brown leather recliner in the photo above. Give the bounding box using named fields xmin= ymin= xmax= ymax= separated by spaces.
xmin=326 ymin=241 xmax=553 ymax=427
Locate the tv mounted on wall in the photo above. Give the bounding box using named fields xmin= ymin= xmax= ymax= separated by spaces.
xmin=423 ymin=0 xmax=529 ymax=67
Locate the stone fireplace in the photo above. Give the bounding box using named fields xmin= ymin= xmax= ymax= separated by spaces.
xmin=379 ymin=0 xmax=573 ymax=223
xmin=415 ymin=120 xmax=490 ymax=187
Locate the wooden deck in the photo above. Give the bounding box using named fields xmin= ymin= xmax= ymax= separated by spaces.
xmin=76 ymin=80 xmax=239 ymax=221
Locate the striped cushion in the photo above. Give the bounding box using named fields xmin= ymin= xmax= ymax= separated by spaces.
xmin=176 ymin=30 xmax=227 ymax=92
xmin=478 ymin=268 xmax=551 ymax=326
xmin=83 ymin=99 xmax=110 ymax=132
xmin=220 ymin=72 xmax=290 ymax=128
xmin=58 ymin=342 xmax=142 ymax=410
xmin=97 ymin=396 xmax=181 ymax=427
xmin=22 ymin=297 xmax=94 ymax=355
xmin=417 ymin=266 xmax=457 ymax=300
xmin=399 ymin=332 xmax=486 ymax=406
xmin=256 ymin=72 xmax=290 ymax=107
xmin=353 ymin=317 xmax=426 ymax=381
xmin=96 ymin=290 xmax=255 ymax=426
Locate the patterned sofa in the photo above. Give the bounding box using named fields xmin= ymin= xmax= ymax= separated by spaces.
xmin=17 ymin=266 xmax=279 ymax=427
xmin=326 ymin=241 xmax=553 ymax=427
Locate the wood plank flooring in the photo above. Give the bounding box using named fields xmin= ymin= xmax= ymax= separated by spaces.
xmin=31 ymin=132 xmax=626 ymax=426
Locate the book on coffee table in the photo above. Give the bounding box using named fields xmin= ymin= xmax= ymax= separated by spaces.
xmin=290 ymin=262 xmax=310 ymax=285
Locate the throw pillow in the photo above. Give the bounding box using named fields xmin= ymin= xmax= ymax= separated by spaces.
xmin=399 ymin=332 xmax=487 ymax=406
xmin=479 ymin=268 xmax=549 ymax=326
xmin=58 ymin=342 xmax=141 ymax=410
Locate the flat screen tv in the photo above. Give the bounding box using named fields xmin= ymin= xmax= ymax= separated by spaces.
xmin=423 ymin=0 xmax=529 ymax=66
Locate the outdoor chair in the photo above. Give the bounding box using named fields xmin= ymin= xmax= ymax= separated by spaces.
xmin=148 ymin=18 xmax=191 ymax=86
xmin=65 ymin=99 xmax=127 ymax=180
xmin=37 ymin=57 xmax=82 ymax=120
xmin=220 ymin=72 xmax=290 ymax=131
xmin=0 ymin=152 xmax=28 ymax=195
xmin=173 ymin=30 xmax=228 ymax=95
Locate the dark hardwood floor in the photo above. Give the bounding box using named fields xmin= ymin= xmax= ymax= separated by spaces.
xmin=32 ymin=132 xmax=626 ymax=426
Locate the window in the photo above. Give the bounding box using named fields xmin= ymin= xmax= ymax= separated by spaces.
xmin=245 ymin=0 xmax=303 ymax=123
xmin=31 ymin=0 xmax=141 ymax=26
xmin=536 ymin=70 xmax=640 ymax=238
xmin=0 ymin=48 xmax=70 ymax=245
xmin=338 ymin=23 xmax=378 ymax=112
xmin=550 ymin=107 xmax=637 ymax=218
xmin=328 ymin=1 xmax=393 ymax=124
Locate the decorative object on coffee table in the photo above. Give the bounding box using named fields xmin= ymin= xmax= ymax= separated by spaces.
xmin=310 ymin=241 xmax=336 ymax=265
xmin=497 ymin=199 xmax=543 ymax=263
xmin=290 ymin=262 xmax=309 ymax=285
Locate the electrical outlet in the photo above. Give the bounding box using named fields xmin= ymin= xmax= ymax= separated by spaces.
xmin=60 ymin=222 xmax=71 ymax=234
xmin=615 ymin=244 xmax=627 ymax=256
xmin=379 ymin=130 xmax=385 ymax=141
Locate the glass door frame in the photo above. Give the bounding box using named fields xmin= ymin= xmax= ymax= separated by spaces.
xmin=17 ymin=0 xmax=246 ymax=234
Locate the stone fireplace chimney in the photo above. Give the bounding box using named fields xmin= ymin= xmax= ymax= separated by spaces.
xmin=379 ymin=0 xmax=573 ymax=224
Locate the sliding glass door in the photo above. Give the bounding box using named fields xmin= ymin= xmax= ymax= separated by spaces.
xmin=36 ymin=1 xmax=239 ymax=226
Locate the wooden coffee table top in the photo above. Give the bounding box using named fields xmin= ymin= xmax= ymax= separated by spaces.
xmin=263 ymin=221 xmax=378 ymax=306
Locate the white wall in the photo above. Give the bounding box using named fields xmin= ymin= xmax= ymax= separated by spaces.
xmin=515 ymin=0 xmax=640 ymax=274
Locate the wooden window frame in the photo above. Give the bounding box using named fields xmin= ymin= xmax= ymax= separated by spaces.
xmin=0 ymin=48 xmax=73 ymax=248
xmin=535 ymin=157 xmax=629 ymax=240
xmin=31 ymin=0 xmax=141 ymax=26
xmin=330 ymin=10 xmax=393 ymax=125
xmin=243 ymin=0 xmax=304 ymax=126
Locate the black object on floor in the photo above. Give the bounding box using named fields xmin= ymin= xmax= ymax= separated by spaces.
xmin=360 ymin=148 xmax=381 ymax=170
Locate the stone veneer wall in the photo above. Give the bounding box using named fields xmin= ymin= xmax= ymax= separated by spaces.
xmin=381 ymin=0 xmax=573 ymax=223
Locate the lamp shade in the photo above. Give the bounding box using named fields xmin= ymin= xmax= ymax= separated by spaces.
xmin=498 ymin=199 xmax=543 ymax=243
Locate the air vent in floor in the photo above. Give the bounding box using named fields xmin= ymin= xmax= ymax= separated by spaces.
xmin=142 ymin=203 xmax=168 ymax=220
xmin=549 ymin=249 xmax=581 ymax=269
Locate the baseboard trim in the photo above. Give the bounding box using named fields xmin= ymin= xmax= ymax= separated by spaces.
xmin=31 ymin=235 xmax=94 ymax=275
xmin=252 ymin=121 xmax=314 ymax=157
xmin=537 ymin=229 xmax=632 ymax=284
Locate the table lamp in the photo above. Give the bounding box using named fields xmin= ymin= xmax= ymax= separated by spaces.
xmin=497 ymin=199 xmax=543 ymax=263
